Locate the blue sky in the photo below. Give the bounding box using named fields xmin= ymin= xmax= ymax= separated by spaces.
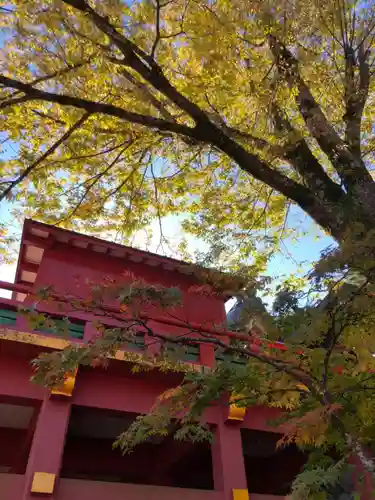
xmin=267 ymin=208 xmax=333 ymax=279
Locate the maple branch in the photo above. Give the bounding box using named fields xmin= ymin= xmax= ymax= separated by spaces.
xmin=0 ymin=111 xmax=91 ymax=202
xmin=137 ymin=319 xmax=318 ymax=391
xmin=30 ymin=282 xmax=316 ymax=391
xmin=321 ymin=276 xmax=372 ymax=393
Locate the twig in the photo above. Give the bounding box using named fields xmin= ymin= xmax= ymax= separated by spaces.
xmin=0 ymin=112 xmax=92 ymax=202
xmin=56 ymin=140 xmax=134 ymax=224
xmin=151 ymin=0 xmax=162 ymax=58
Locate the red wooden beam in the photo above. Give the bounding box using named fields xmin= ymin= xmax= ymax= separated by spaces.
xmin=18 ymin=280 xmax=35 ymax=288
xmin=21 ymin=261 xmax=40 ymax=274
xmin=23 ymin=233 xmax=54 ymax=249
xmin=0 ymin=281 xmax=31 ymax=294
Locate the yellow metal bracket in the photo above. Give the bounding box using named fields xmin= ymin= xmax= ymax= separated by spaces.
xmin=50 ymin=370 xmax=77 ymax=398
xmin=31 ymin=472 xmax=56 ymax=495
xmin=232 ymin=489 xmax=249 ymax=500
xmin=227 ymin=394 xmax=246 ymax=422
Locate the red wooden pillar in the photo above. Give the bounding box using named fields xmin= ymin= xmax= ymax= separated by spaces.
xmin=83 ymin=321 xmax=98 ymax=343
xmin=211 ymin=419 xmax=248 ymax=500
xmin=22 ymin=396 xmax=71 ymax=499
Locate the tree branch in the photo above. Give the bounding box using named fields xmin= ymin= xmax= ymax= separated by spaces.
xmin=1 ymin=70 xmax=348 ymax=239
xmin=0 ymin=75 xmax=308 ymax=202
xmin=151 ymin=0 xmax=162 ymax=58
xmin=61 ymin=0 xmax=209 ymax=123
xmin=57 ymin=140 xmax=135 ymax=224
xmin=136 ymin=318 xmax=318 ymax=391
xmin=0 ymin=75 xmax=202 ymax=140
xmin=0 ymin=59 xmax=91 ymax=103
xmin=38 ymin=0 xmax=350 ymax=238
xmin=268 ymin=35 xmax=374 ymax=191
xmin=344 ymin=44 xmax=370 ymax=158
xmin=271 ymin=105 xmax=344 ymax=201
xmin=119 ymin=67 xmax=175 ymax=121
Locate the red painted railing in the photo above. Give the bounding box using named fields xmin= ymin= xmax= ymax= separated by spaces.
xmin=0 ymin=281 xmax=210 ymax=365
xmin=0 ymin=279 xmax=300 ymax=373
xmin=0 ymin=280 xmax=30 ymax=294
xmin=0 ymin=280 xmax=287 ymax=351
xmin=0 ymin=475 xmax=285 ymax=500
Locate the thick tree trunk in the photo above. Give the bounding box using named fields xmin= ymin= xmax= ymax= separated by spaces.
xmin=330 ymin=181 xmax=375 ymax=245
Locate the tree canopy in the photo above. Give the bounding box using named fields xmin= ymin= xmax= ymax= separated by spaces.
xmin=1 ymin=0 xmax=375 ymax=260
